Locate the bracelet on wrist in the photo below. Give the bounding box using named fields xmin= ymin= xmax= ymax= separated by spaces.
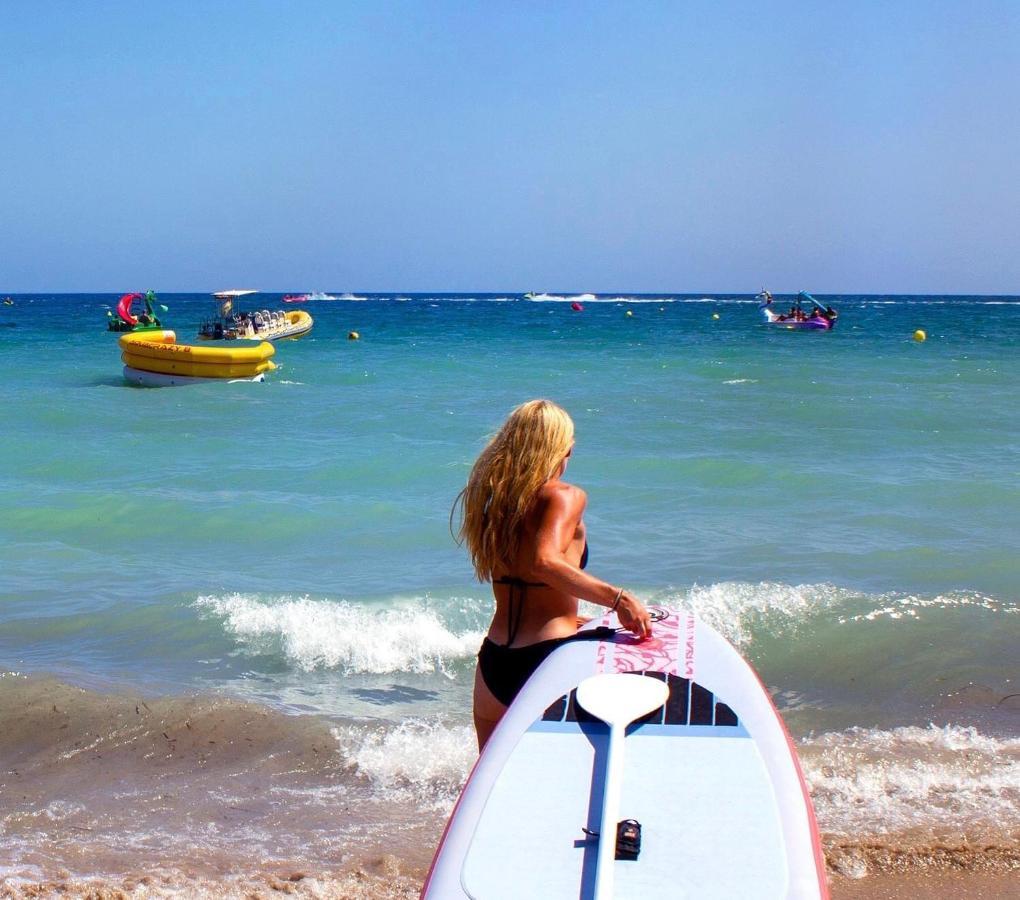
xmin=610 ymin=587 xmax=624 ymax=612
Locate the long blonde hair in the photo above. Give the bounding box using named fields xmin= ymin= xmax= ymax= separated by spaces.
xmin=453 ymin=399 xmax=575 ymax=582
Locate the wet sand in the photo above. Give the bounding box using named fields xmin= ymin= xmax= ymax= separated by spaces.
xmin=831 ymin=872 xmax=1020 ymax=899
xmin=3 ymin=678 xmax=1017 ymax=898
xmin=4 ymin=868 xmax=1020 ymax=899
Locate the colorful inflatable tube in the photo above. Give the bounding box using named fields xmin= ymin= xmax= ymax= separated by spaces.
xmin=119 ymin=330 xmax=276 ymax=384
xmin=116 ymin=293 xmax=143 ymax=325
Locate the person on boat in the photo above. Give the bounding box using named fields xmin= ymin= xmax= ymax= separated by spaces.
xmin=453 ymin=399 xmax=653 ymax=750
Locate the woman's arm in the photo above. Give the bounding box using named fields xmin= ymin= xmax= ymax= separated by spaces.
xmin=529 ymin=484 xmax=652 ymax=639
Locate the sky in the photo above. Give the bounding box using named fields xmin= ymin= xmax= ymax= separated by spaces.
xmin=2 ymin=1 xmax=1019 ymax=293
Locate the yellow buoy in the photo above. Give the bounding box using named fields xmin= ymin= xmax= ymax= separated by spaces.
xmin=348 ymin=331 xmax=360 ymax=341
xmin=913 ymin=329 xmax=926 ymax=342
xmin=625 ymin=310 xmax=633 ymax=317
xmin=712 ymin=313 xmax=720 ymax=320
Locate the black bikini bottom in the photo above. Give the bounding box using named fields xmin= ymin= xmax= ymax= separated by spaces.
xmin=477 ymin=629 xmax=611 ymax=707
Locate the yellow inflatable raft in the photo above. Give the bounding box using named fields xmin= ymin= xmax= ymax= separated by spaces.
xmin=119 ymin=330 xmax=276 ymax=381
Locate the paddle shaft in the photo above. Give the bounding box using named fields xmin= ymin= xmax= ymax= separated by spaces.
xmin=575 ymin=672 xmax=669 ymax=900
xmin=593 ymin=722 xmax=626 ymax=900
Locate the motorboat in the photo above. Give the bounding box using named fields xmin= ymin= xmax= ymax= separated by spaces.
xmin=199 ymin=290 xmax=313 ymax=341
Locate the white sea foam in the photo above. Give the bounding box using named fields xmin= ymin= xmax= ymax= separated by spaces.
xmin=524 ymin=292 xmax=598 ymax=302
xmin=334 ymin=719 xmax=475 ymax=810
xmin=195 ymin=593 xmax=484 ymax=675
xmin=801 ymin=724 xmax=1020 ymax=835
xmin=722 ymin=378 xmax=758 ymax=384
xmin=335 ymin=715 xmax=1020 ymax=835
xmin=838 ymin=590 xmax=1013 ymax=623
xmin=196 ymin=585 xmax=1014 ymax=675
xmin=521 ymin=294 xmax=741 ymax=304
xmin=672 ymin=581 xmax=852 ymax=649
xmin=664 ymin=582 xmax=1016 ymax=650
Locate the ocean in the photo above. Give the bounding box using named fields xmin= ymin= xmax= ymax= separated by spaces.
xmin=1 ymin=292 xmax=1018 ymax=893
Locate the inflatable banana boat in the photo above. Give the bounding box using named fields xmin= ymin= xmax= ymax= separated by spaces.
xmin=119 ymin=330 xmax=276 ymax=386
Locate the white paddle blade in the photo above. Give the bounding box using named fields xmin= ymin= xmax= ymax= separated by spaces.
xmin=575 ymin=673 xmax=670 ymax=728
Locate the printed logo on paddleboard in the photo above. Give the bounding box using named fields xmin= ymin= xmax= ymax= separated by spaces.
xmin=596 ymin=609 xmax=695 ymax=677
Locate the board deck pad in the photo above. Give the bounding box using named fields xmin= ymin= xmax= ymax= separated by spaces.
xmin=422 ymin=610 xmax=828 ymax=899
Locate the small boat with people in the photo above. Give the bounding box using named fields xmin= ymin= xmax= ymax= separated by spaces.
xmin=199 ymin=290 xmax=313 ymax=341
xmin=758 ymin=290 xmax=837 ymax=330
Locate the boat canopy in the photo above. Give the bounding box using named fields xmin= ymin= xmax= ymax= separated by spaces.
xmin=797 ymin=291 xmax=827 ymax=312
xmin=213 ymin=289 xmax=258 ymax=299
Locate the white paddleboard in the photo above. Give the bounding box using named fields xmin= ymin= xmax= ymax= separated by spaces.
xmin=422 ymin=609 xmax=828 ymax=899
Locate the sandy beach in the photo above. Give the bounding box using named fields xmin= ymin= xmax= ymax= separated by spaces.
xmin=4 ymin=859 xmax=1020 ymax=899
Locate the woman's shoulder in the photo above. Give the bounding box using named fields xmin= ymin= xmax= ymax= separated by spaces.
xmin=536 ymin=480 xmax=587 ymax=511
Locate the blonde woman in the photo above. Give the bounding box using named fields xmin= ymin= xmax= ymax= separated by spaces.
xmin=454 ymin=399 xmax=652 ymax=750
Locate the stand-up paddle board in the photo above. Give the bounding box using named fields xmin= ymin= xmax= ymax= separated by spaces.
xmin=422 ymin=608 xmax=828 ymax=899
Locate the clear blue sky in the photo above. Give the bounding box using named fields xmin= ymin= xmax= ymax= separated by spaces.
xmin=2 ymin=1 xmax=1019 ymax=293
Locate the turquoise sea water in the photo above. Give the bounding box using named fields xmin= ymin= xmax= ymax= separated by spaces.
xmin=1 ymin=292 xmax=1018 ymax=884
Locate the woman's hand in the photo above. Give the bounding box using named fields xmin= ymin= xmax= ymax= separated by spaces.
xmin=615 ymin=589 xmax=653 ymax=640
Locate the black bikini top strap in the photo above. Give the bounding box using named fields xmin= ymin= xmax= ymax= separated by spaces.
xmin=493 ymin=576 xmax=545 ymax=648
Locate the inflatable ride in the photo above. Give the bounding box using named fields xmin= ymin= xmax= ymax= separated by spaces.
xmin=107 ymin=291 xmax=166 ymax=333
xmin=119 ymin=330 xmax=276 ymax=387
xmin=758 ymin=291 xmax=837 ymax=331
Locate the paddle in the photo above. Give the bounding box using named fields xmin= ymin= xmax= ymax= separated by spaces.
xmin=576 ymin=673 xmax=670 ymax=900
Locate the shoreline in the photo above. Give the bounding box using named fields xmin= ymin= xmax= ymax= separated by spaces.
xmin=3 ymin=674 xmax=1018 ymax=897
